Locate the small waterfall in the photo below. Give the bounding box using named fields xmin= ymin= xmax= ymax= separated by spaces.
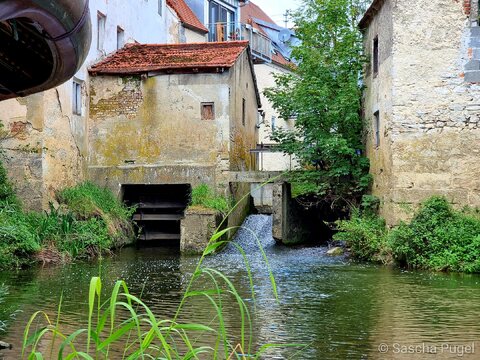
xmin=222 ymin=215 xmax=275 ymax=255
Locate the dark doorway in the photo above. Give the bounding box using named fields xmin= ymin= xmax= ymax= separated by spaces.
xmin=122 ymin=184 xmax=191 ymax=247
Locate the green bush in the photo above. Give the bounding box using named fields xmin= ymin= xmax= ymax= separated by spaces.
xmin=0 ymin=179 xmax=135 ymax=269
xmin=190 ymin=184 xmax=232 ymax=215
xmin=333 ymin=208 xmax=389 ymax=263
xmin=58 ymin=181 xmax=134 ymax=221
xmin=390 ymin=196 xmax=480 ymax=273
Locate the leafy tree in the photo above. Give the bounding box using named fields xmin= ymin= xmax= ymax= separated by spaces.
xmin=265 ymin=0 xmax=371 ymax=208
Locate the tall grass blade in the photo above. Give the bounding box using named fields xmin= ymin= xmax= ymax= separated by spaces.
xmin=87 ymin=277 xmax=101 ymax=353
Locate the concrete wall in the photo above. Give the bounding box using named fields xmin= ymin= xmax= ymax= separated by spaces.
xmin=363 ymin=0 xmax=480 ymax=224
xmin=181 ymin=207 xmax=224 ymax=254
xmin=254 ymin=63 xmax=297 ymax=171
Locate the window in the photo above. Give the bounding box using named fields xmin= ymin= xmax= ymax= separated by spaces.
xmin=72 ymin=80 xmax=82 ymax=115
xmin=374 ymin=111 xmax=380 ymax=148
xmin=158 ymin=0 xmax=163 ymax=16
xmin=242 ymin=98 xmax=246 ymax=126
xmin=271 ymin=116 xmax=276 ymax=132
xmin=208 ymin=1 xmax=236 ymax=42
xmin=201 ymin=102 xmax=215 ymax=120
xmin=373 ymin=35 xmax=379 ymax=75
xmin=97 ymin=12 xmax=106 ymax=51
xmin=117 ymin=26 xmax=125 ymax=49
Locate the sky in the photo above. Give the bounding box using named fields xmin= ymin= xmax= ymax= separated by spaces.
xmin=249 ymin=0 xmax=303 ymax=28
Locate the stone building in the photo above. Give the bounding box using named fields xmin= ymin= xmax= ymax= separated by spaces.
xmin=360 ymin=0 xmax=480 ymax=224
xmin=87 ymin=41 xmax=261 ymax=229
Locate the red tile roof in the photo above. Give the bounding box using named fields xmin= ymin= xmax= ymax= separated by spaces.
xmin=240 ymin=1 xmax=277 ymax=26
xmin=166 ymin=0 xmax=208 ymax=34
xmin=89 ymin=41 xmax=249 ymax=75
xmin=272 ymin=51 xmax=293 ymax=68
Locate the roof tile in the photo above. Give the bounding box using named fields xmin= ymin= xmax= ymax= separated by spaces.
xmin=240 ymin=1 xmax=277 ymax=26
xmin=89 ymin=41 xmax=249 ymax=75
xmin=166 ymin=0 xmax=208 ymax=34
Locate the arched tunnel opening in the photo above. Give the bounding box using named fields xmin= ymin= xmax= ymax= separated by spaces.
xmin=122 ymin=184 xmax=192 ymax=248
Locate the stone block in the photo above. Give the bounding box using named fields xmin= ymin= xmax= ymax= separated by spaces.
xmin=180 ymin=207 xmax=224 ymax=254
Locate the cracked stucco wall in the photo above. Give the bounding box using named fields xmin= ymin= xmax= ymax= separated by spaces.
xmin=0 ymin=83 xmax=86 ymax=210
xmin=364 ymin=0 xmax=480 ymax=225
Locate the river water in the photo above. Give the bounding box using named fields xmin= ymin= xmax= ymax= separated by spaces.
xmin=1 ymin=215 xmax=480 ymax=359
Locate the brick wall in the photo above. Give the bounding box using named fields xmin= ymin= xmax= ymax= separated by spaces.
xmin=90 ymin=77 xmax=143 ymax=120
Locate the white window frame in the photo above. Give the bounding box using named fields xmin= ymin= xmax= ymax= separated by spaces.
xmin=116 ymin=26 xmax=125 ymax=49
xmin=97 ymin=12 xmax=106 ymax=51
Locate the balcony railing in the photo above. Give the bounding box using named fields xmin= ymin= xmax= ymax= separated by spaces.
xmin=206 ymin=22 xmax=272 ymax=63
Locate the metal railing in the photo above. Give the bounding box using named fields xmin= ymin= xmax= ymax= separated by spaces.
xmin=206 ymin=22 xmax=272 ymax=62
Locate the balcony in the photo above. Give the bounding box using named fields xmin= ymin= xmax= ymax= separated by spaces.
xmin=206 ymin=22 xmax=272 ymax=63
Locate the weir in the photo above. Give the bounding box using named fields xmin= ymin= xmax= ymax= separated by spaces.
xmin=120 ymin=171 xmax=309 ymax=251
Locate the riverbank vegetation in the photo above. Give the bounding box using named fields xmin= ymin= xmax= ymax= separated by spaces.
xmin=189 ymin=183 xmax=232 ymax=215
xmin=0 ymin=161 xmax=135 ymax=269
xmin=264 ymin=0 xmax=371 ymax=211
xmin=335 ymin=196 xmax=480 ymax=273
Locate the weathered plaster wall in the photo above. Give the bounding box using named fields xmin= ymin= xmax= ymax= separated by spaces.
xmin=88 ymin=72 xmax=232 ymax=194
xmin=364 ymin=0 xmax=480 ymax=224
xmin=363 ymin=0 xmax=395 ymax=222
xmin=254 ymin=63 xmax=296 ymax=171
xmin=229 ymin=51 xmax=259 ymax=172
xmin=185 ymin=28 xmax=207 ymax=43
xmin=0 ymin=87 xmax=85 ymax=210
xmin=226 ymin=51 xmax=261 ymax=230
xmin=0 ymin=0 xmax=174 ymax=210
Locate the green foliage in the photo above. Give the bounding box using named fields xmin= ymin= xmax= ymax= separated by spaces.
xmin=334 ymin=208 xmax=389 ymax=263
xmin=190 ymin=183 xmax=232 ymax=215
xmin=336 ymin=196 xmax=480 ymax=273
xmin=264 ymin=0 xmax=371 ymax=207
xmin=390 ymin=196 xmax=480 ymax=273
xmin=0 ymin=160 xmax=19 ymax=208
xmin=0 ymin=179 xmax=135 ymax=269
xmin=58 ymin=181 xmax=134 ymax=221
xmin=0 ymin=166 xmax=39 ymax=269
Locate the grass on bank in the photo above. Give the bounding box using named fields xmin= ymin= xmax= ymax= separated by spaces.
xmin=189 ymin=184 xmax=233 ymax=215
xmin=0 ymin=169 xmax=135 ymax=269
xmin=334 ymin=196 xmax=480 ymax=273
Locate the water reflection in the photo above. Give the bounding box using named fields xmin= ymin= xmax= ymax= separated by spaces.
xmin=0 ymin=216 xmax=480 ymax=359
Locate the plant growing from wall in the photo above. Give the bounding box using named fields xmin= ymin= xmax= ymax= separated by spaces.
xmin=190 ymin=184 xmax=232 ymax=215
xmin=264 ymin=0 xmax=371 ymax=208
